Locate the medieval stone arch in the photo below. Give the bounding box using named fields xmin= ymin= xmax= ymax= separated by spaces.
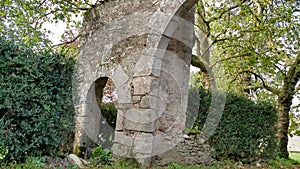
xmin=72 ymin=0 xmax=213 ymax=166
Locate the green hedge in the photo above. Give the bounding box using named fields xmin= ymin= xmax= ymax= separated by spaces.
xmin=0 ymin=37 xmax=75 ymax=162
xmin=191 ymin=87 xmax=278 ymax=163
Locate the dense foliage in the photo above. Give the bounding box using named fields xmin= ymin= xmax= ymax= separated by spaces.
xmin=193 ymin=0 xmax=299 ymax=157
xmin=0 ymin=0 xmax=108 ymax=48
xmin=0 ymin=36 xmax=75 ymax=162
xmin=191 ymin=87 xmax=278 ymax=163
xmin=100 ymin=103 xmax=117 ymax=129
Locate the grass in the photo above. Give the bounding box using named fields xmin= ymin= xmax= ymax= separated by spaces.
xmin=2 ymin=159 xmax=299 ymax=169
xmin=2 ymin=155 xmax=300 ymax=169
xmin=269 ymin=157 xmax=299 ymax=169
xmin=290 ymin=152 xmax=300 ymax=163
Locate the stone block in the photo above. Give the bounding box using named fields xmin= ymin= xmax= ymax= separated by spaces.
xmin=148 ymin=11 xmax=169 ymax=35
xmin=113 ymin=143 xmax=134 ymax=157
xmin=112 ymin=65 xmax=129 ymax=88
xmin=134 ymin=140 xmax=153 ymax=154
xmin=159 ymin=0 xmax=182 ymax=17
xmin=116 ymin=103 xmax=132 ymax=111
xmin=114 ymin=131 xmax=133 ymax=147
xmin=140 ymin=95 xmax=157 ymax=109
xmin=163 ymin=16 xmax=194 ymax=48
xmin=152 ymin=134 xmax=163 ymax=155
xmin=161 ymin=52 xmax=190 ymax=88
xmin=133 ymin=55 xmax=162 ymax=77
xmin=123 ymin=119 xmax=156 ymax=133
xmin=99 ymin=44 xmax=113 ymax=65
xmin=115 ymin=111 xmax=124 ymax=131
xmin=132 ymin=76 xmax=159 ymax=96
xmin=131 ymin=95 xmax=141 ymax=104
xmin=117 ymin=83 xmax=131 ymax=104
xmin=154 ymin=147 xmax=184 ymax=166
xmin=136 ymin=156 xmax=153 ymax=167
xmin=157 ymin=36 xmax=171 ymax=50
xmin=125 ymin=108 xmax=158 ymax=123
xmin=146 ymin=34 xmax=164 ymax=50
xmin=134 ymin=133 xmax=154 ymax=154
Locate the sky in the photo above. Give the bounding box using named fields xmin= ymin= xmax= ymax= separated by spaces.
xmin=43 ymin=21 xmax=67 ymax=45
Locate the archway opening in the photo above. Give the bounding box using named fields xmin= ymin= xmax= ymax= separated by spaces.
xmin=94 ymin=77 xmax=118 ymax=148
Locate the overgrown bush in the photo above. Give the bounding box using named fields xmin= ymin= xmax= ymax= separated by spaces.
xmin=190 ymin=87 xmax=278 ymax=163
xmin=0 ymin=36 xmax=75 ymax=162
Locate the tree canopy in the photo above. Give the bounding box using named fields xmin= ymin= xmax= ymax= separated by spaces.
xmin=0 ymin=0 xmax=106 ymax=47
xmin=192 ymin=0 xmax=300 ymax=158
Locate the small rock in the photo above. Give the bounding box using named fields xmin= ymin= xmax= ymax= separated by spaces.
xmin=256 ymin=161 xmax=261 ymax=167
xmin=235 ymin=161 xmax=243 ymax=168
xmin=190 ymin=152 xmax=197 ymax=156
xmin=183 ymin=134 xmax=191 ymax=140
xmin=81 ymin=158 xmax=89 ymax=166
xmin=67 ymin=154 xmax=84 ymax=169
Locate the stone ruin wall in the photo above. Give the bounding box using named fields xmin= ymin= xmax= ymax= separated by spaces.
xmin=73 ymin=0 xmax=214 ymax=166
xmin=155 ymin=134 xmax=214 ymax=166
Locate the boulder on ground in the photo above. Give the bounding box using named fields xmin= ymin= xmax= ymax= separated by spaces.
xmin=67 ymin=154 xmax=84 ymax=168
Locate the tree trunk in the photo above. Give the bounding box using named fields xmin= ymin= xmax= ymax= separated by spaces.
xmin=276 ymin=55 xmax=300 ymax=158
xmin=194 ymin=0 xmax=217 ymax=90
xmin=276 ymin=97 xmax=293 ymax=158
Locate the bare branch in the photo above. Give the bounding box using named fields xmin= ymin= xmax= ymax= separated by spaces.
xmin=194 ymin=31 xmax=243 ymax=69
xmin=51 ymin=34 xmax=81 ymax=48
xmin=38 ymin=0 xmax=47 ymax=8
xmin=243 ymin=85 xmax=264 ymax=90
xmin=0 ymin=112 xmax=8 ymax=121
xmin=293 ymin=9 xmax=300 ymax=13
xmin=191 ymin=54 xmax=208 ymax=73
xmin=195 ymin=0 xmax=211 ymax=38
xmin=195 ymin=32 xmax=226 ymax=61
xmin=211 ymin=53 xmax=252 ymax=68
xmin=295 ymin=84 xmax=300 ymax=94
xmin=208 ymin=0 xmax=247 ymax=23
xmin=288 ymin=54 xmax=300 ymax=93
xmin=230 ymin=70 xmax=280 ymax=95
xmin=191 ymin=54 xmax=217 ymax=90
xmin=33 ymin=9 xmax=60 ymax=27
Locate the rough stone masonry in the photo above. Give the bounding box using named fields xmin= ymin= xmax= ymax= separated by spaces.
xmin=72 ymin=0 xmax=213 ymax=167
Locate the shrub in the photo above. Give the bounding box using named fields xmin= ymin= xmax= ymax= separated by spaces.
xmin=0 ymin=147 xmax=8 ymax=160
xmin=0 ymin=36 xmax=75 ymax=162
xmin=190 ymin=87 xmax=278 ymax=163
xmin=91 ymin=145 xmax=112 ymax=165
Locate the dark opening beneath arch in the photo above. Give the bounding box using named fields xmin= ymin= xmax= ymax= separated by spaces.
xmin=94 ymin=77 xmax=118 ymax=148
